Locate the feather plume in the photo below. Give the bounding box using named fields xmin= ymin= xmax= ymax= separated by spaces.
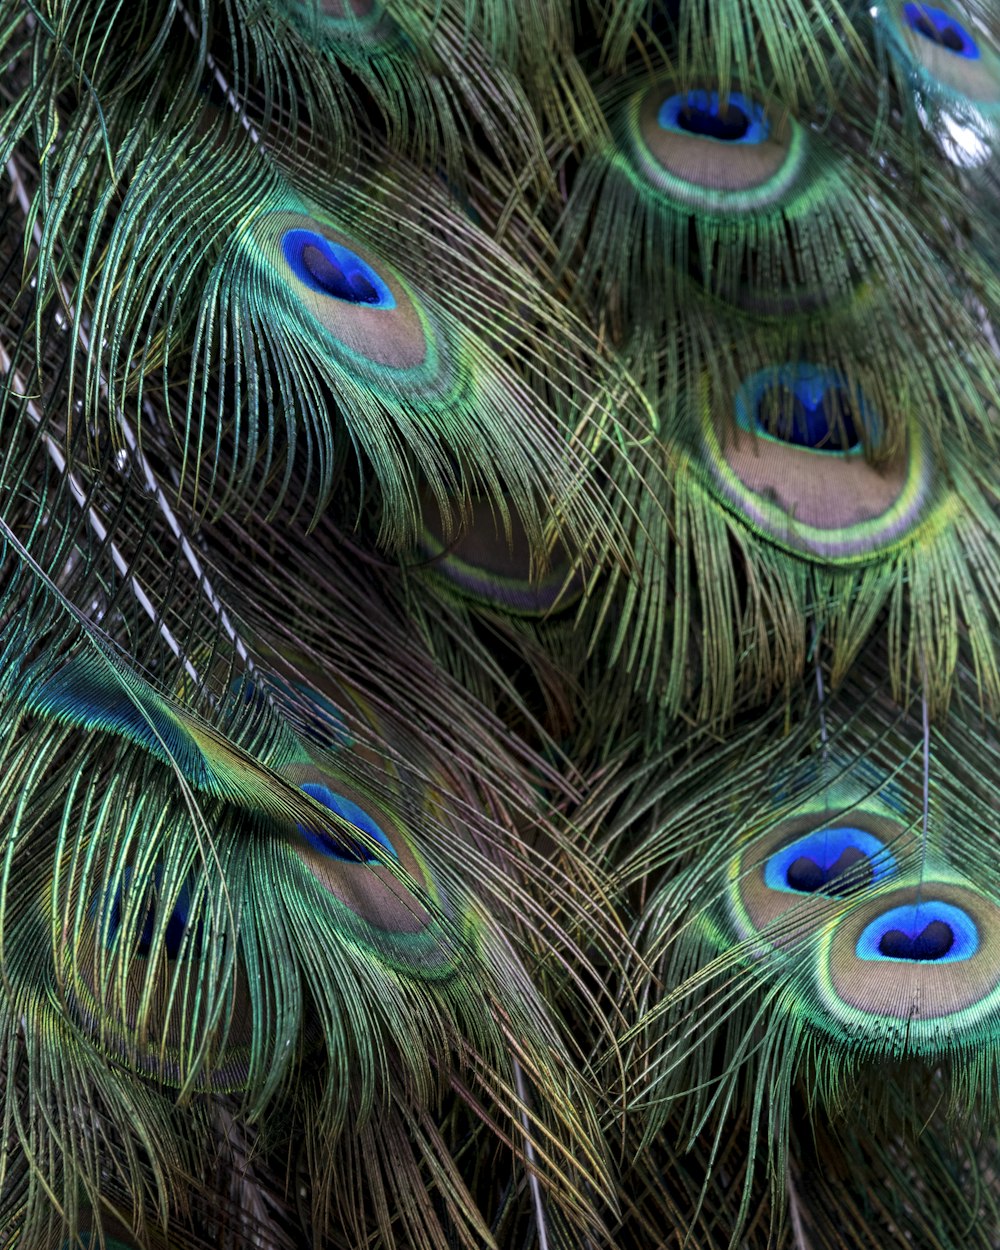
xmin=0 ymin=1 xmax=998 ymax=1248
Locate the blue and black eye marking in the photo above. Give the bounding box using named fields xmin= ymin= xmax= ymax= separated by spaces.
xmin=741 ymin=366 xmax=865 ymax=452
xmin=726 ymin=805 xmax=914 ymax=953
xmin=298 ymin=781 xmax=398 ymax=862
xmin=700 ymin=364 xmax=932 ymax=562
xmin=904 ymin=4 xmax=981 ymax=59
xmin=763 ymin=826 xmax=895 ymax=896
xmin=281 ymin=229 xmax=396 ymax=308
xmin=102 ymin=867 xmax=197 ymax=960
xmin=812 ymin=881 xmax=1000 ymax=1050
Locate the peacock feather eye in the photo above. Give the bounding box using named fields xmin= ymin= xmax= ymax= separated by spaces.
xmin=563 ymin=70 xmax=898 ymax=322
xmin=727 ymin=803 xmax=914 ymax=952
xmin=243 ymin=210 xmax=438 ymax=377
xmin=628 ymin=82 xmax=805 ymax=210
xmin=855 ymin=898 xmax=978 ymax=962
xmin=103 ymin=869 xmax=195 ymax=960
xmin=699 ymin=365 xmax=934 ymax=562
xmin=905 ymin=3 xmax=981 ymax=57
xmin=281 ymin=229 xmax=395 ymax=307
xmin=749 ymin=368 xmax=862 ymax=451
xmin=417 ymin=495 xmax=585 ymax=616
xmin=812 ymin=881 xmax=1000 ymax=1051
xmin=883 ymin=2 xmax=1000 ymax=112
xmin=67 ymin=862 xmax=254 ymax=1091
xmin=298 ymin=781 xmax=398 ymax=862
xmin=278 ymin=759 xmax=462 ymax=975
xmin=763 ymin=826 xmax=895 ymax=896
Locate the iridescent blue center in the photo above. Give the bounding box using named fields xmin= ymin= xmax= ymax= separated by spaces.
xmin=299 ymin=782 xmax=397 ymax=862
xmin=737 ymin=365 xmax=868 ymax=452
xmin=856 ymin=900 xmax=979 ymax=962
xmin=282 ymin=230 xmax=395 ymax=307
xmin=658 ymin=90 xmax=770 ymax=144
xmin=765 ymin=827 xmax=894 ymax=895
xmin=903 ymin=4 xmax=980 ymax=58
xmin=104 ymin=869 xmax=192 ymax=959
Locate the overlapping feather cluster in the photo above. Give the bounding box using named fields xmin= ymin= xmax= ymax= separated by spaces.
xmin=0 ymin=0 xmax=997 ymax=1247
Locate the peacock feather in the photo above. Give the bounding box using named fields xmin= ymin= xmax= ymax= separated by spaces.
xmin=0 ymin=0 xmax=997 ymax=1247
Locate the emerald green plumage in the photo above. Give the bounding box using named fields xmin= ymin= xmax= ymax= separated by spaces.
xmin=0 ymin=1 xmax=998 ymax=1248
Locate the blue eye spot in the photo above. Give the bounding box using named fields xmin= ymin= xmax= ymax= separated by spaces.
xmin=281 ymin=230 xmax=396 ymax=308
xmin=903 ymin=5 xmax=980 ymax=59
xmin=737 ymin=366 xmax=871 ymax=453
xmin=299 ymin=782 xmax=398 ymax=862
xmin=756 ymin=384 xmax=860 ymax=451
xmin=102 ymin=869 xmax=194 ymax=959
xmin=135 ymin=889 xmax=191 ymax=960
xmin=857 ymin=900 xmax=979 ymax=962
xmin=764 ymin=827 xmax=895 ymax=896
xmin=658 ymin=90 xmax=771 ymax=144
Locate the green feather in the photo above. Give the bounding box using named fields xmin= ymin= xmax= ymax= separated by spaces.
xmin=606 ymin=639 xmax=1000 ymax=1241
xmin=2 ymin=0 xmax=1000 ymax=1246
